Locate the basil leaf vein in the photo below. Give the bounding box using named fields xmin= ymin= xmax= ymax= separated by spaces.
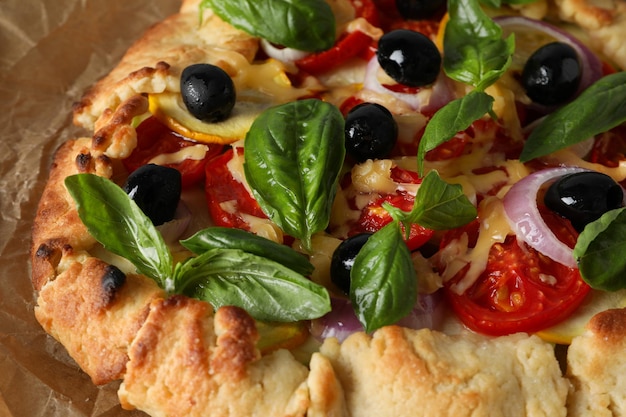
xmin=199 ymin=0 xmax=335 ymax=52
xmin=350 ymin=222 xmax=417 ymax=333
xmin=65 ymin=174 xmax=173 ymax=289
xmin=417 ymin=91 xmax=494 ymax=175
xmin=444 ymin=0 xmax=514 ymax=90
xmin=574 ymin=207 xmax=626 ymax=291
xmin=181 ymin=226 xmax=314 ymax=276
xmin=244 ymin=99 xmax=345 ymax=252
xmin=520 ymin=71 xmax=626 ymax=162
xmin=175 ymin=248 xmax=331 ymax=322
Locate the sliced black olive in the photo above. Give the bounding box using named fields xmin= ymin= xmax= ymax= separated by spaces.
xmin=377 ymin=29 xmax=441 ymax=87
xmin=180 ymin=63 xmax=236 ymax=122
xmin=330 ymin=233 xmax=373 ymax=296
xmin=345 ymin=103 xmax=398 ymax=162
xmin=123 ymin=164 xmax=182 ymax=226
xmin=395 ymin=0 xmax=446 ymax=20
xmin=544 ymin=171 xmax=623 ymax=232
xmin=521 ymin=42 xmax=581 ymax=106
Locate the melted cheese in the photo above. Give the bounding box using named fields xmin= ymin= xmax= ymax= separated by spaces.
xmin=148 ymin=144 xmax=208 ymax=165
xmin=351 ymin=159 xmax=398 ymax=194
xmin=440 ymin=196 xmax=513 ymax=295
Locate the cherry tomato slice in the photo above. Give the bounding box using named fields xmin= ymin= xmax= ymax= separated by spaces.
xmin=440 ymin=208 xmax=590 ymax=336
xmin=123 ymin=116 xmax=222 ymax=188
xmin=204 ymin=147 xmax=267 ymax=231
xmin=348 ymin=166 xmax=434 ymax=251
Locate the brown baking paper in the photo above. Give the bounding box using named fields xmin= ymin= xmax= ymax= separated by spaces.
xmin=0 ymin=0 xmax=179 ymax=415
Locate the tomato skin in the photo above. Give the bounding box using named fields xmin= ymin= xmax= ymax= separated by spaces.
xmin=204 ymin=148 xmax=267 ymax=230
xmin=123 ymin=117 xmax=222 ymax=188
xmin=440 ymin=210 xmax=590 ymax=336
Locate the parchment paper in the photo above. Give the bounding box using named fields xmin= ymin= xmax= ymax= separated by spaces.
xmin=0 ymin=0 xmax=179 ymax=415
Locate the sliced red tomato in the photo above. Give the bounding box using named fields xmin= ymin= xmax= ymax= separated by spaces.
xmin=204 ymin=147 xmax=268 ymax=230
xmin=123 ymin=116 xmax=223 ymax=188
xmin=347 ymin=166 xmax=434 ymax=251
xmin=295 ymin=30 xmax=374 ymax=75
xmin=440 ymin=208 xmax=590 ymax=336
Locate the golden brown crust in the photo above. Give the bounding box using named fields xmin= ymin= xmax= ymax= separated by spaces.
xmin=566 ymin=308 xmax=626 ymax=416
xmin=118 ymin=298 xmax=310 ymax=417
xmin=31 ymin=138 xmax=112 ymax=290
xmin=35 ymin=256 xmax=165 ymax=385
xmin=316 ymin=326 xmax=569 ymax=417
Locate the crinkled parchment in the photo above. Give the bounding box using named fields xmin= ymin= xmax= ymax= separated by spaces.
xmin=0 ymin=0 xmax=179 ymax=415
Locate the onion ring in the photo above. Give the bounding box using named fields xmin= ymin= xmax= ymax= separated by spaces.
xmin=260 ymin=39 xmax=310 ymax=63
xmin=363 ymin=56 xmax=454 ymax=113
xmin=502 ymin=166 xmax=587 ymax=267
xmin=494 ymin=15 xmax=604 ymax=99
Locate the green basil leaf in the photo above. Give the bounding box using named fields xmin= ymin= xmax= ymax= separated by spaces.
xmin=480 ymin=0 xmax=538 ymax=7
xmin=574 ymin=208 xmax=626 ymax=291
xmin=350 ymin=222 xmax=417 ymax=333
xmin=444 ymin=0 xmax=515 ymax=90
xmin=199 ymin=0 xmax=335 ymax=52
xmin=520 ymin=71 xmax=626 ymax=162
xmin=244 ymin=99 xmax=345 ymax=252
xmin=64 ymin=174 xmax=173 ymax=290
xmin=417 ymin=90 xmax=494 ymax=174
xmin=389 ymin=170 xmax=477 ymax=230
xmin=180 ymin=227 xmax=314 ymax=276
xmin=175 ymin=248 xmax=331 ymax=322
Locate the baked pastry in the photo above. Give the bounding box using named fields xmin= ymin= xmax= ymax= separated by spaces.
xmin=30 ymin=0 xmax=626 ymax=415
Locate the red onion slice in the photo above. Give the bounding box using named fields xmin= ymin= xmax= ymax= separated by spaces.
xmin=310 ymin=292 xmax=444 ymax=342
xmin=260 ymin=39 xmax=310 ymax=63
xmin=494 ymin=15 xmax=604 ymax=99
xmin=362 ymin=56 xmax=455 ymax=113
xmin=502 ymin=166 xmax=587 ymax=267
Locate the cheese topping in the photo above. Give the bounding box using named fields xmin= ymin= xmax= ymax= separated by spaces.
xmin=148 ymin=144 xmax=208 ymax=165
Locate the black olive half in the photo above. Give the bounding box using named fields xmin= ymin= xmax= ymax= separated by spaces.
xmin=345 ymin=103 xmax=398 ymax=162
xmin=123 ymin=164 xmax=182 ymax=226
xmin=544 ymin=171 xmax=623 ymax=232
xmin=330 ymin=233 xmax=373 ymax=295
xmin=521 ymin=42 xmax=582 ymax=106
xmin=376 ymin=29 xmax=441 ymax=87
xmin=180 ymin=63 xmax=236 ymax=122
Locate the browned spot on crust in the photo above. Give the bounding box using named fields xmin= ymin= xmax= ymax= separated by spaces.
xmin=75 ymin=151 xmax=92 ymax=172
xmin=35 ymin=256 xmax=164 ymax=385
xmin=586 ymin=308 xmax=626 ymax=344
xmin=91 ymin=94 xmax=148 ymax=155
